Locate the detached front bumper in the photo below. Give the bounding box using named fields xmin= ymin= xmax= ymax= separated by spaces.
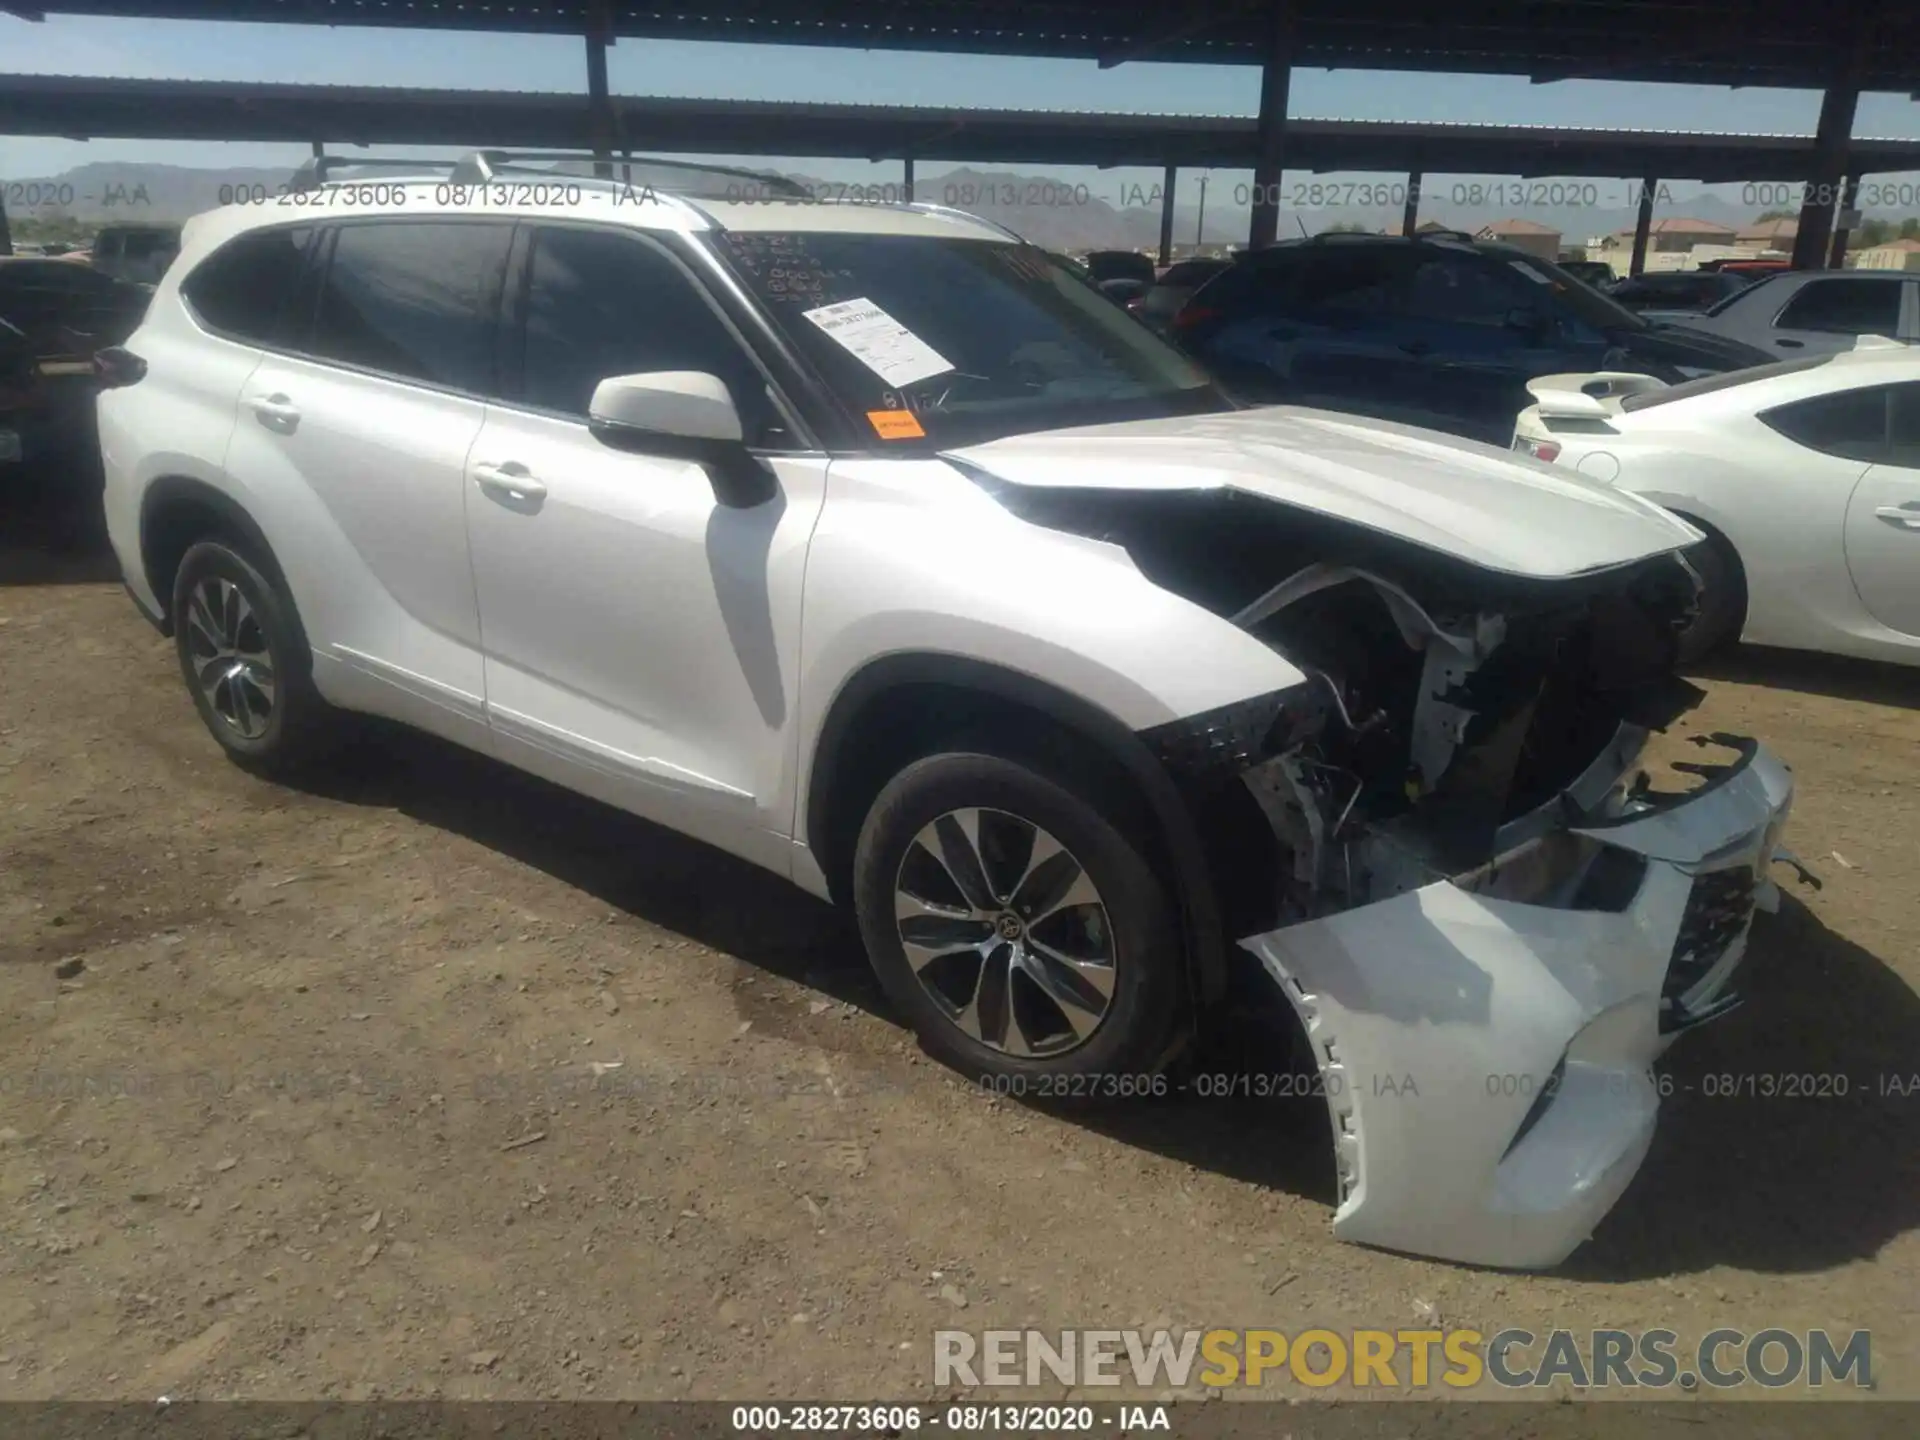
xmin=1240 ymin=736 xmax=1794 ymax=1270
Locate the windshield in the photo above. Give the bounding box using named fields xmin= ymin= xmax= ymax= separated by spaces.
xmin=707 ymin=231 xmax=1234 ymax=448
xmin=1497 ymin=251 xmax=1649 ymax=332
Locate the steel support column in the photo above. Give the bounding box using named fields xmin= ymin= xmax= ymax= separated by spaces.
xmin=1828 ymin=171 xmax=1863 ymax=268
xmin=1630 ymin=176 xmax=1657 ymax=276
xmin=1248 ymin=2 xmax=1295 ymax=250
xmin=1158 ymin=163 xmax=1177 ymax=264
xmin=585 ymin=0 xmax=614 ymax=179
xmin=1402 ymin=170 xmax=1421 ymax=237
xmin=1792 ymin=63 xmax=1860 ymax=269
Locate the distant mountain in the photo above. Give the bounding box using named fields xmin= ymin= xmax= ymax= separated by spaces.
xmin=5 ymin=159 xmax=1910 ymax=250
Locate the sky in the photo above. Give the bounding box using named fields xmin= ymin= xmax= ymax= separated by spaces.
xmin=4 ymin=13 xmax=1920 ymax=221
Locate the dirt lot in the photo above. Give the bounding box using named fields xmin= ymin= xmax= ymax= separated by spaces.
xmin=2 ymin=525 xmax=1918 ymax=1405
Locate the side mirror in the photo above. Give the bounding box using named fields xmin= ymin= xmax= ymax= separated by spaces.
xmin=587 ymin=370 xmax=776 ymax=509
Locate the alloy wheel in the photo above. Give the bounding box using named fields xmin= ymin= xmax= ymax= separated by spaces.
xmin=892 ymin=807 xmax=1118 ymax=1057
xmin=184 ymin=575 xmax=276 ymax=741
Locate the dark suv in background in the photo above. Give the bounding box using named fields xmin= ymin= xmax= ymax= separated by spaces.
xmin=1168 ymin=232 xmax=1774 ymax=443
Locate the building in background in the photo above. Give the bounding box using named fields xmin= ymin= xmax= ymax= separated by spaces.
xmin=1594 ymin=217 xmax=1740 ymax=275
xmin=1474 ymin=218 xmax=1562 ymax=258
xmin=1850 ymin=237 xmax=1920 ymax=271
xmin=1736 ymin=217 xmax=1798 ymax=251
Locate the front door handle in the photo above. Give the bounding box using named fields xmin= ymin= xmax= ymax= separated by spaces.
xmin=1874 ymin=504 xmax=1920 ymax=530
xmin=473 ymin=462 xmax=547 ymax=506
xmin=246 ymin=393 xmax=300 ymax=433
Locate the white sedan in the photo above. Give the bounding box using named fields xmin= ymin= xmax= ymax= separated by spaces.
xmin=1512 ymin=337 xmax=1920 ymax=664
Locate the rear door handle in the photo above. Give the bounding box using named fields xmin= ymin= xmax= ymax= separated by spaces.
xmin=1874 ymin=504 xmax=1920 ymax=530
xmin=246 ymin=393 xmax=300 ymax=432
xmin=474 ymin=461 xmax=547 ymax=505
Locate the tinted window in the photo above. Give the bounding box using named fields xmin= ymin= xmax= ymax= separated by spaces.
xmin=1887 ymin=383 xmax=1920 ymax=467
xmin=1406 ymin=255 xmax=1539 ymax=324
xmin=517 ymin=226 xmax=782 ymax=444
xmin=1220 ymin=249 xmax=1401 ymax=319
xmin=310 ymin=222 xmax=511 ymax=391
xmin=181 ymin=226 xmax=313 ymax=343
xmin=1774 ymin=278 xmax=1902 ymax=336
xmin=1759 ymin=385 xmax=1890 ymax=461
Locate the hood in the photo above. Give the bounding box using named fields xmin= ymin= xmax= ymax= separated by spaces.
xmin=944 ymin=405 xmax=1699 ymax=579
xmin=1614 ymin=320 xmax=1774 ymax=370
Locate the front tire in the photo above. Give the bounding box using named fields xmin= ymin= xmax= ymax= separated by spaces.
xmin=1676 ymin=529 xmax=1746 ymax=664
xmin=852 ymin=751 xmax=1184 ymax=1093
xmin=171 ymin=538 xmax=336 ymax=773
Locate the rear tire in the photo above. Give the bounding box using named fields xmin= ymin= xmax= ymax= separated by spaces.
xmin=171 ymin=538 xmax=338 ymax=774
xmin=852 ymin=751 xmax=1184 ymax=1098
xmin=1675 ymin=529 xmax=1746 ymax=664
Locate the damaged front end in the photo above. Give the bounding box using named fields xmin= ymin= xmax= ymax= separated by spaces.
xmin=1060 ymin=487 xmax=1804 ymax=1270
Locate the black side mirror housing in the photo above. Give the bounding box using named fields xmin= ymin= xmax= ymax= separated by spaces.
xmin=588 ymin=423 xmax=779 ymax=509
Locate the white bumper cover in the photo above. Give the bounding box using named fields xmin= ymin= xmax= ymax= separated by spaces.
xmin=1240 ymin=740 xmax=1795 ymax=1270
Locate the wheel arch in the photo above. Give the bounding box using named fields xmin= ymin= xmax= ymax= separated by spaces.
xmin=138 ymin=475 xmax=289 ymax=636
xmin=804 ymin=652 xmax=1230 ymax=1011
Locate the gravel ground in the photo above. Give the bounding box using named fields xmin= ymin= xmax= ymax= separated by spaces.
xmin=1 ymin=526 xmax=1916 ymax=1405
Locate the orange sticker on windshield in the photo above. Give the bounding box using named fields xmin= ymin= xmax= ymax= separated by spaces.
xmin=868 ymin=409 xmax=926 ymax=439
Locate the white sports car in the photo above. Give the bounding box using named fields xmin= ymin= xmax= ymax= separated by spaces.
xmin=1512 ymin=337 xmax=1920 ymax=664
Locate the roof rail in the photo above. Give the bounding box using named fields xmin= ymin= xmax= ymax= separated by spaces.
xmin=286 ymin=154 xmax=467 ymax=193
xmin=446 ymin=149 xmax=810 ymax=198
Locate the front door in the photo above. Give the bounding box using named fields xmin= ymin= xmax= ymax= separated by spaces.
xmin=464 ymin=223 xmax=826 ymax=870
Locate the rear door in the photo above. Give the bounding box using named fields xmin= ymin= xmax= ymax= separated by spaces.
xmin=1765 ymin=276 xmax=1906 ymax=354
xmin=225 ymin=218 xmax=512 ymax=746
xmin=1844 ymin=381 xmax=1920 ymax=636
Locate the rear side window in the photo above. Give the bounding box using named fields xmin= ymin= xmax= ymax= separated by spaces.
xmin=1774 ymin=278 xmax=1902 ymax=336
xmin=309 ymin=221 xmax=512 ymax=393
xmin=181 ymin=226 xmax=314 ymax=344
xmin=514 ymin=225 xmax=781 ymax=444
xmin=1759 ymin=384 xmax=1891 ymax=461
xmin=1885 ymin=383 xmax=1920 ymax=467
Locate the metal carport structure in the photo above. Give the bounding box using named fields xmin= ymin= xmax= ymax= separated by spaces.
xmin=6 ymin=0 xmax=1920 ymax=264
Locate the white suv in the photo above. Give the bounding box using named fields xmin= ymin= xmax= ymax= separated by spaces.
xmin=99 ymin=153 xmax=1799 ymax=1270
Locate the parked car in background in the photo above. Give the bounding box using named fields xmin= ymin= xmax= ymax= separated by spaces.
xmin=0 ymin=256 xmax=151 ymax=360
xmin=1670 ymin=269 xmax=1919 ymax=356
xmin=0 ymin=257 xmax=151 ymax=516
xmin=1169 ymin=232 xmax=1773 ymax=443
xmin=1134 ymin=256 xmax=1235 ymax=333
xmin=1698 ymin=257 xmax=1790 ymax=279
xmin=1513 ymin=339 xmax=1920 ymax=664
xmin=1607 ymin=269 xmax=1753 ymax=320
xmin=90 ymin=224 xmax=182 ymax=287
xmin=1082 ymin=249 xmax=1156 ymax=287
xmin=1557 ymin=259 xmax=1615 ymax=288
xmin=97 ymin=156 xmax=1798 ymax=1270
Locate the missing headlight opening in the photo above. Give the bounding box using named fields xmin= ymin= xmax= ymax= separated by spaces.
xmin=981 ymin=474 xmax=1801 ymax=1269
xmin=1118 ymin=488 xmax=1708 ymax=922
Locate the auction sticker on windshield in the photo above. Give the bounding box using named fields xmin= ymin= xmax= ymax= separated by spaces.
xmin=802 ymin=297 xmax=954 ymax=388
